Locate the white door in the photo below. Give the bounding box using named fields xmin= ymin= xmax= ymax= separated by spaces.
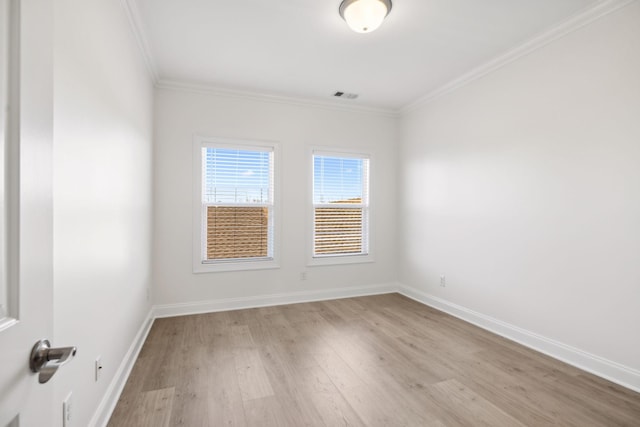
xmin=0 ymin=0 xmax=56 ymax=425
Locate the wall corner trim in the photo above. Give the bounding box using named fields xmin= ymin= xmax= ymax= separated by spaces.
xmin=398 ymin=283 xmax=640 ymax=393
xmin=89 ymin=309 xmax=155 ymax=427
xmin=153 ymin=282 xmax=400 ymax=318
xmin=400 ymin=0 xmax=638 ymax=114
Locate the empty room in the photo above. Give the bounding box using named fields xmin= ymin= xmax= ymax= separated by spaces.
xmin=1 ymin=0 xmax=639 ymax=426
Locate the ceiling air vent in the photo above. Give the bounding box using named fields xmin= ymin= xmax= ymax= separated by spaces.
xmin=333 ymin=91 xmax=358 ymax=100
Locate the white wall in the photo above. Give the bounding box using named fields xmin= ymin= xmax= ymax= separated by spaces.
xmin=153 ymin=88 xmax=398 ymax=307
xmin=53 ymin=0 xmax=154 ymax=425
xmin=399 ymin=1 xmax=640 ymax=382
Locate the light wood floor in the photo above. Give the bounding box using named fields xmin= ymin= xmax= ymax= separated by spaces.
xmin=108 ymin=294 xmax=640 ymax=426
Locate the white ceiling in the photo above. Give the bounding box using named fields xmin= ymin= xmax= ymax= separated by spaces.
xmin=133 ymin=0 xmax=600 ymax=110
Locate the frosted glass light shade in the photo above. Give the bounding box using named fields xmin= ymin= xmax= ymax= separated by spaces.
xmin=339 ymin=0 xmax=392 ymax=34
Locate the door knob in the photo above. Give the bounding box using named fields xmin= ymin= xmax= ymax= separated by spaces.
xmin=29 ymin=339 xmax=77 ymax=384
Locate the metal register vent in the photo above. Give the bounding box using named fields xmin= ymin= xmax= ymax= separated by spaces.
xmin=333 ymin=91 xmax=359 ymax=99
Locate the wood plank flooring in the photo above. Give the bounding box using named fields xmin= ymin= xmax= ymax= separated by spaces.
xmin=108 ymin=294 xmax=640 ymax=426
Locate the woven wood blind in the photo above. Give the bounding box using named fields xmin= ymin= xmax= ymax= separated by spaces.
xmin=206 ymin=206 xmax=269 ymax=259
xmin=314 ymin=207 xmax=363 ymax=255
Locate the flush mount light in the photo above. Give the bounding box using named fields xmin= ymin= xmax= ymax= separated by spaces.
xmin=339 ymin=0 xmax=392 ymax=34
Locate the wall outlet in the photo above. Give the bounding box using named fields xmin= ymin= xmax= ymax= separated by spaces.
xmin=300 ymin=272 xmax=307 ymax=281
xmin=63 ymin=392 xmax=73 ymax=427
xmin=440 ymin=275 xmax=446 ymax=287
xmin=95 ymin=356 xmax=103 ymax=381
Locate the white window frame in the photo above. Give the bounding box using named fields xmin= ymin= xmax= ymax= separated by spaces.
xmin=192 ymin=136 xmax=280 ymax=273
xmin=308 ymin=147 xmax=374 ymax=267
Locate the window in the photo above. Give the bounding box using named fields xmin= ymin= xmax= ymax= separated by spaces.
xmin=312 ymin=151 xmax=370 ymax=260
xmin=193 ymin=137 xmax=277 ymax=272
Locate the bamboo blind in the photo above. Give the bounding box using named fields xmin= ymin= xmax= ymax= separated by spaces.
xmin=206 ymin=206 xmax=269 ymax=259
xmin=207 ymin=204 xmax=363 ymax=259
xmin=314 ymin=207 xmax=363 ymax=255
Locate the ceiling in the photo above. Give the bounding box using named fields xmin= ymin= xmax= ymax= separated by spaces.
xmin=133 ymin=0 xmax=600 ymax=110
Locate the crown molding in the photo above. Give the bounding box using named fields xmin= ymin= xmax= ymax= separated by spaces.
xmin=156 ymin=79 xmax=400 ymax=117
xmin=401 ymin=0 xmax=638 ymax=114
xmin=119 ymin=0 xmax=635 ymax=117
xmin=120 ymin=0 xmax=159 ymax=83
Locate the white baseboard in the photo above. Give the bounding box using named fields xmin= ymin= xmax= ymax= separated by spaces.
xmin=91 ymin=281 xmax=638 ymax=426
xmin=89 ymin=283 xmax=396 ymax=425
xmin=153 ymin=282 xmax=398 ymax=318
xmin=89 ymin=309 xmax=155 ymax=427
xmin=398 ymin=283 xmax=640 ymax=393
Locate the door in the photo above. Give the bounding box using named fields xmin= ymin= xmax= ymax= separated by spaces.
xmin=0 ymin=0 xmax=55 ymax=425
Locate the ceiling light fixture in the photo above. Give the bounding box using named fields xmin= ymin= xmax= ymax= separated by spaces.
xmin=339 ymin=0 xmax=392 ymax=34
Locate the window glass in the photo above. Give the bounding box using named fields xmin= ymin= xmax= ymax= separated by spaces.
xmin=313 ymin=153 xmax=369 ymax=257
xmin=199 ymin=144 xmax=274 ymax=264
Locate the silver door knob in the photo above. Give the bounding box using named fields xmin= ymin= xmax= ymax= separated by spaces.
xmin=29 ymin=339 xmax=77 ymax=384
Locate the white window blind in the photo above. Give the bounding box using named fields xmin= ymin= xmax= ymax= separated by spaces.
xmin=313 ymin=153 xmax=369 ymax=257
xmin=201 ymin=144 xmax=274 ymax=262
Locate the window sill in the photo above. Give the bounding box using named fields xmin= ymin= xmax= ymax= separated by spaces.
xmin=307 ymin=254 xmax=374 ymax=267
xmin=193 ymin=259 xmax=280 ymax=274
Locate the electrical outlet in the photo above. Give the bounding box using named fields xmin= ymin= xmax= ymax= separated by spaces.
xmin=300 ymin=272 xmax=307 ymax=281
xmin=63 ymin=392 xmax=72 ymax=427
xmin=440 ymin=275 xmax=446 ymax=287
xmin=95 ymin=356 xmax=103 ymax=381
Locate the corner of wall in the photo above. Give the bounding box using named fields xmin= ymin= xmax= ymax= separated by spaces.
xmin=397 ymin=282 xmax=640 ymax=393
xmin=89 ymin=309 xmax=155 ymax=427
